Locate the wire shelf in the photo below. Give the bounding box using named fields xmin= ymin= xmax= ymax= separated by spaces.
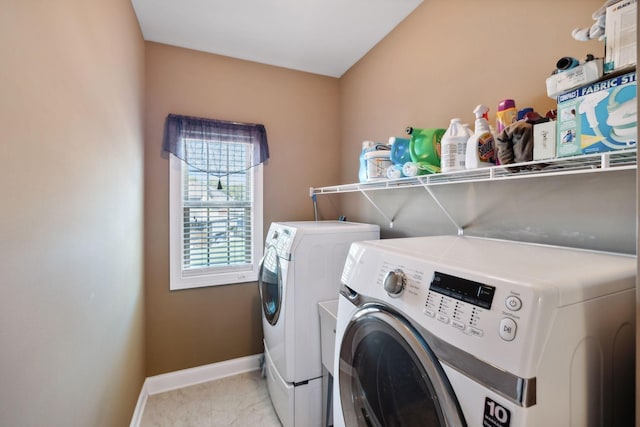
xmin=310 ymin=149 xmax=637 ymax=196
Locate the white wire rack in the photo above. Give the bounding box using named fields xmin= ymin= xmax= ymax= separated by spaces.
xmin=309 ymin=149 xmax=637 ymax=230
xmin=310 ymin=149 xmax=636 ymax=195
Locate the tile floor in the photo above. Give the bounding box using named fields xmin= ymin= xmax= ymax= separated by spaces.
xmin=140 ymin=370 xmax=282 ymax=427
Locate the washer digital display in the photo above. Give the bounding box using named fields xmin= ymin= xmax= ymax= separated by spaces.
xmin=429 ymin=271 xmax=495 ymax=309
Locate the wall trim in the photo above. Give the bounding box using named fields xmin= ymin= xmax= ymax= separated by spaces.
xmin=129 ymin=381 xmax=149 ymax=427
xmin=129 ymin=353 xmax=263 ymax=427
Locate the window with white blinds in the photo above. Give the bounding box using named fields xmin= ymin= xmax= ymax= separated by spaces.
xmin=169 ymin=137 xmax=263 ymax=290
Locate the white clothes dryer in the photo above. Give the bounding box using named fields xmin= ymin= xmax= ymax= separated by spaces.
xmin=333 ymin=235 xmax=636 ymax=427
xmin=259 ymin=221 xmax=379 ymax=427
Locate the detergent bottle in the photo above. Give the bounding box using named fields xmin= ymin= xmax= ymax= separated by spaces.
xmin=463 ymin=123 xmax=474 ymax=139
xmin=389 ymin=136 xmax=412 ymax=166
xmin=466 ymin=105 xmax=496 ymax=169
xmin=440 ymin=118 xmax=467 ymax=173
xmin=386 ymin=136 xmax=411 ymax=179
xmin=405 ymin=127 xmax=445 ymax=174
xmin=358 ymin=141 xmax=375 ymax=182
xmin=496 ymin=99 xmax=518 ymax=134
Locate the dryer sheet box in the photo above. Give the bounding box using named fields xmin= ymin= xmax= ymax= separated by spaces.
xmin=556 ymin=71 xmax=637 ymax=157
xmin=533 ymin=120 xmax=557 ymax=160
xmin=604 ymin=0 xmax=637 ymax=73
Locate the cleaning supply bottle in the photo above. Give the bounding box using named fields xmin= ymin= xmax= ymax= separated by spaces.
xmin=389 ymin=136 xmax=412 ymax=166
xmin=358 ymin=141 xmax=374 ymax=182
xmin=463 ymin=123 xmax=474 ymax=139
xmin=440 ymin=118 xmax=467 ymax=173
xmin=466 ymin=105 xmax=496 ymax=169
xmin=496 ymin=99 xmax=518 ymax=134
xmin=406 ymin=127 xmax=445 ymax=174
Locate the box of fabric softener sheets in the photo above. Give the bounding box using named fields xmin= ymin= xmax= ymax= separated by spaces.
xmin=556 ymin=71 xmax=636 ymax=157
xmin=604 ymin=0 xmax=636 ymax=73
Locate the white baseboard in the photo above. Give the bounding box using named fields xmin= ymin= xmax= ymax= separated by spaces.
xmin=129 ymin=381 xmax=149 ymax=427
xmin=129 ymin=353 xmax=263 ymax=427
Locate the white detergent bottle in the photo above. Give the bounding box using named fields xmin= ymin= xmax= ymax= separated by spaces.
xmin=465 ymin=105 xmax=496 ymax=169
xmin=440 ymin=118 xmax=467 ymax=173
xmin=463 ymin=123 xmax=474 ymax=139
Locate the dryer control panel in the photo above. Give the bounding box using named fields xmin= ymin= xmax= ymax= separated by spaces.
xmin=265 ymin=225 xmax=296 ymax=260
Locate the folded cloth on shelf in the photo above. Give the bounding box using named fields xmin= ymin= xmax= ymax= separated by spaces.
xmin=496 ymin=120 xmax=552 ymax=172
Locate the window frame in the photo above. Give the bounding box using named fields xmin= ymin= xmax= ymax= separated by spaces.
xmin=168 ymin=151 xmax=263 ymax=291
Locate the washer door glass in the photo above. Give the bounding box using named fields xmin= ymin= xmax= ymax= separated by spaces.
xmin=258 ymin=244 xmax=282 ymax=325
xmin=339 ymin=305 xmax=466 ymax=427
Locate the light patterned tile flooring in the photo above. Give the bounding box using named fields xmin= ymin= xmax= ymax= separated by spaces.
xmin=140 ymin=370 xmax=282 ymax=427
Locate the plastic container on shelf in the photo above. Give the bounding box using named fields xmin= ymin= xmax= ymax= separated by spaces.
xmin=365 ymin=149 xmax=393 ymax=181
xmin=466 ymin=105 xmax=496 ymax=169
xmin=463 ymin=123 xmax=474 ymax=139
xmin=406 ymin=126 xmax=445 ymax=174
xmin=359 ymin=141 xmax=391 ymax=182
xmin=496 ymin=99 xmax=518 ymax=134
xmin=386 ymin=164 xmax=404 ymax=179
xmin=358 ymin=141 xmax=375 ymax=182
xmin=389 ymin=136 xmax=412 ymax=165
xmin=440 ymin=118 xmax=468 ymax=172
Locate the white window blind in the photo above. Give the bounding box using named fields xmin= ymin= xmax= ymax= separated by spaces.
xmin=169 ymin=137 xmax=263 ymax=290
xmin=182 ymin=137 xmax=253 ymax=271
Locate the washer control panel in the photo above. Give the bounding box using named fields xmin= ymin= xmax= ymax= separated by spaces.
xmin=374 ymin=262 xmax=532 ymax=348
xmin=423 ymin=271 xmax=523 ymax=342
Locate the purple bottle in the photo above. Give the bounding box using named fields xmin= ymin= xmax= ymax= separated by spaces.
xmin=496 ymin=99 xmax=517 ymax=134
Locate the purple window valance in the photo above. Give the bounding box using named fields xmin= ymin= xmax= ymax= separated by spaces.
xmin=163 ymin=113 xmax=269 ymax=174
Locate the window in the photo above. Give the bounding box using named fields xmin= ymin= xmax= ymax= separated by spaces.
xmin=165 ymin=115 xmax=268 ymax=290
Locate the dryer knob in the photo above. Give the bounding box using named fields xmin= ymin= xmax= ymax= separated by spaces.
xmin=383 ymin=269 xmax=406 ymax=296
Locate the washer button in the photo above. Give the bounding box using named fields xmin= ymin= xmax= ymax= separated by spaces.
xmin=424 ymin=308 xmax=436 ymax=318
xmin=468 ymin=327 xmax=484 ymax=337
xmin=436 ymin=314 xmax=450 ymax=324
xmin=452 ymin=320 xmax=465 ymax=330
xmin=505 ymin=296 xmax=522 ymax=311
xmin=499 ymin=318 xmax=517 ymax=341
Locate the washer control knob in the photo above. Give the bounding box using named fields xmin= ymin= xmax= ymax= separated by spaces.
xmin=505 ymin=296 xmax=522 ymax=311
xmin=383 ymin=269 xmax=406 ymax=296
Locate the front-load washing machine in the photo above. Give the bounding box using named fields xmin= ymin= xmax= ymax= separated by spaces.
xmin=259 ymin=220 xmax=379 ymax=427
xmin=333 ymin=235 xmax=636 ymax=427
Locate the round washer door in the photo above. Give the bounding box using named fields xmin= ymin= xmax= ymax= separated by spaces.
xmin=338 ymin=305 xmax=466 ymax=427
xmin=258 ymin=244 xmax=282 ymax=325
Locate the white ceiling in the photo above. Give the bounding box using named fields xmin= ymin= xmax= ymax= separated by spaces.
xmin=131 ymin=0 xmax=423 ymax=78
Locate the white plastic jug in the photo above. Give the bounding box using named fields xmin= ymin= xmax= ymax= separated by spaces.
xmin=440 ymin=118 xmax=467 ymax=173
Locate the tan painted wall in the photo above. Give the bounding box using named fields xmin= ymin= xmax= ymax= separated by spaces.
xmin=339 ymin=0 xmax=605 ymax=182
xmin=0 ymin=0 xmax=145 ymax=426
xmin=331 ymin=0 xmax=636 ymax=254
xmin=144 ymin=42 xmax=340 ymax=375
